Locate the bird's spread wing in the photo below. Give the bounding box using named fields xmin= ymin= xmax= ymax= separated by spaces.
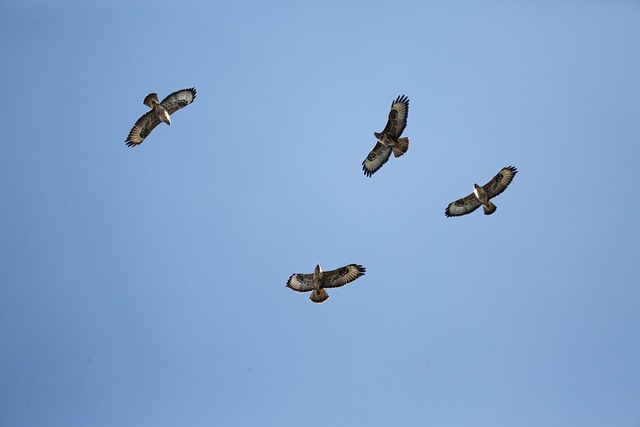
xmin=323 ymin=264 xmax=366 ymax=289
xmin=483 ymin=166 xmax=517 ymax=199
xmin=160 ymin=88 xmax=197 ymax=115
xmin=362 ymin=142 xmax=393 ymax=177
xmin=381 ymin=95 xmax=409 ymax=138
xmin=286 ymin=273 xmax=316 ymax=293
xmin=445 ymin=193 xmax=482 ymax=217
xmin=125 ymin=110 xmax=162 ymax=147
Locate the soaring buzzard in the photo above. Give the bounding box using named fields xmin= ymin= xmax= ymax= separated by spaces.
xmin=125 ymin=88 xmax=197 ymax=147
xmin=286 ymin=263 xmax=366 ymax=303
xmin=445 ymin=166 xmax=518 ymax=217
xmin=362 ymin=95 xmax=410 ymax=177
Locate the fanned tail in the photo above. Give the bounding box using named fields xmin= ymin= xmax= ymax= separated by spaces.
xmin=310 ymin=289 xmax=329 ymax=303
xmin=483 ymin=202 xmax=497 ymax=215
xmin=392 ymin=137 xmax=409 ymax=157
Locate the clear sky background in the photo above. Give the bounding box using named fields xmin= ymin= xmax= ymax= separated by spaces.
xmin=1 ymin=1 xmax=640 ymax=426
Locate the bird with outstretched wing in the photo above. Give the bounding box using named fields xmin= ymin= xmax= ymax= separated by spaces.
xmin=125 ymin=88 xmax=196 ymax=147
xmin=286 ymin=263 xmax=366 ymax=303
xmin=362 ymin=95 xmax=410 ymax=177
xmin=445 ymin=166 xmax=518 ymax=217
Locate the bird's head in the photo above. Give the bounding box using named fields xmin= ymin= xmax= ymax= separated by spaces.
xmin=373 ymin=132 xmax=382 ymax=140
xmin=161 ymin=110 xmax=171 ymax=125
xmin=473 ymin=183 xmax=482 ymax=199
xmin=314 ymin=264 xmax=323 ymax=276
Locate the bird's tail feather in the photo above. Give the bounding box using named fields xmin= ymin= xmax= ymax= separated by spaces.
xmin=392 ymin=137 xmax=409 ymax=157
xmin=310 ymin=289 xmax=329 ymax=303
xmin=483 ymin=202 xmax=497 ymax=215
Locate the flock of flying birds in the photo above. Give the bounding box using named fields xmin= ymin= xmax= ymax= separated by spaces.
xmin=125 ymin=88 xmax=518 ymax=303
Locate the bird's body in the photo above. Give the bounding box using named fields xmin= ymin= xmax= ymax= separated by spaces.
xmin=143 ymin=93 xmax=172 ymax=125
xmin=309 ymin=264 xmax=329 ymax=303
xmin=472 ymin=183 xmax=497 ymax=215
xmin=286 ymin=263 xmax=366 ymax=303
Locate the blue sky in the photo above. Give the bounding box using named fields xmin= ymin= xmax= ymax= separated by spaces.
xmin=1 ymin=1 xmax=640 ymax=426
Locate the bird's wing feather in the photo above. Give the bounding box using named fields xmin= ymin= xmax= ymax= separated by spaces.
xmin=362 ymin=142 xmax=392 ymax=177
xmin=286 ymin=273 xmax=316 ymax=293
xmin=125 ymin=110 xmax=162 ymax=147
xmin=381 ymin=95 xmax=409 ymax=138
xmin=323 ymin=264 xmax=366 ymax=289
xmin=483 ymin=166 xmax=518 ymax=199
xmin=445 ymin=193 xmax=482 ymax=217
xmin=160 ymin=88 xmax=197 ymax=115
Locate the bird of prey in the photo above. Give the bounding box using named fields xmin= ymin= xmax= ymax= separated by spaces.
xmin=125 ymin=88 xmax=197 ymax=147
xmin=445 ymin=166 xmax=518 ymax=217
xmin=362 ymin=95 xmax=410 ymax=177
xmin=286 ymin=263 xmax=366 ymax=303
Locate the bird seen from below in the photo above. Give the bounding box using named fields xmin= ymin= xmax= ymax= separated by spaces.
xmin=125 ymin=88 xmax=197 ymax=147
xmin=445 ymin=166 xmax=518 ymax=217
xmin=362 ymin=95 xmax=410 ymax=177
xmin=286 ymin=263 xmax=366 ymax=303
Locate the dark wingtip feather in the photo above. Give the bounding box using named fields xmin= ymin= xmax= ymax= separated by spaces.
xmin=497 ymin=165 xmax=518 ymax=190
xmin=362 ymin=161 xmax=374 ymax=177
xmin=354 ymin=264 xmax=366 ymax=275
xmin=444 ymin=204 xmax=465 ymax=217
xmin=393 ymin=94 xmax=409 ymax=106
xmin=285 ymin=274 xmax=303 ymax=291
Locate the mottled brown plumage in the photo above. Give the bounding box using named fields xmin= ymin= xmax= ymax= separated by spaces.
xmin=286 ymin=264 xmax=366 ymax=303
xmin=445 ymin=166 xmax=518 ymax=217
xmin=125 ymin=88 xmax=196 ymax=147
xmin=362 ymin=95 xmax=410 ymax=177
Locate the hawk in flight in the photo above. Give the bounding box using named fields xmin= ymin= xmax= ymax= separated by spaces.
xmin=445 ymin=166 xmax=518 ymax=217
xmin=286 ymin=263 xmax=366 ymax=303
xmin=125 ymin=88 xmax=197 ymax=147
xmin=362 ymin=95 xmax=410 ymax=177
